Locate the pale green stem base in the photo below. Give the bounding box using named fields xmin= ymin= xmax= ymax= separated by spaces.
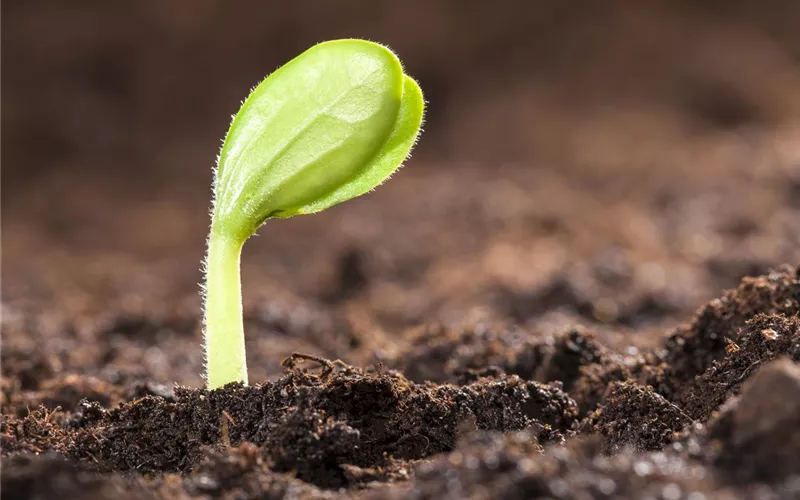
xmin=204 ymin=229 xmax=248 ymax=388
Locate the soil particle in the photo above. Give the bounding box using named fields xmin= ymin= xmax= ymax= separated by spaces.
xmin=541 ymin=327 xmax=608 ymax=392
xmin=680 ymin=314 xmax=800 ymax=420
xmin=566 ymin=352 xmax=636 ymax=415
xmin=66 ymin=399 xmax=108 ymax=429
xmin=659 ymin=265 xmax=800 ymax=399
xmin=582 ymin=382 xmax=693 ymax=454
xmin=264 ymin=406 xmax=362 ymax=487
xmin=705 ymin=358 xmax=800 ymax=484
xmin=1 ymin=406 xmax=68 ymax=455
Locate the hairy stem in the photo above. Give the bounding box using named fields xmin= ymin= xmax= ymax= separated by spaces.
xmin=204 ymin=228 xmax=248 ymax=388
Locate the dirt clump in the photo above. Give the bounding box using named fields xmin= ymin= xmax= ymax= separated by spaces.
xmin=658 ymin=265 xmax=800 ymax=400
xmin=55 ymin=362 xmax=576 ymax=489
xmin=582 ymin=382 xmax=692 ymax=453
xmin=705 ymin=358 xmax=800 ymax=485
xmin=680 ymin=314 xmax=800 ymax=420
xmin=1 ymin=406 xmax=68 ymax=456
xmin=565 ymin=266 xmax=800 ymax=418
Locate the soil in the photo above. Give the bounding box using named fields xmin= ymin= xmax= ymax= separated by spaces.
xmin=4 ymin=1 xmax=800 ymax=499
xmin=3 ymin=248 xmax=799 ymax=500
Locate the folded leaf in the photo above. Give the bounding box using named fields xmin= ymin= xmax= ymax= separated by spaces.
xmin=213 ymin=39 xmax=424 ymax=241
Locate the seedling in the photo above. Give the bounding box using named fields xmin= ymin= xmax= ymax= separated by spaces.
xmin=203 ymin=39 xmax=425 ymax=388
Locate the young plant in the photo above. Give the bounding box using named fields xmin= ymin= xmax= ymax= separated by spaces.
xmin=203 ymin=39 xmax=425 ymax=389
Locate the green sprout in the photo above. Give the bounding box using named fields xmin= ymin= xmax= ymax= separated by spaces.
xmin=203 ymin=39 xmax=425 ymax=389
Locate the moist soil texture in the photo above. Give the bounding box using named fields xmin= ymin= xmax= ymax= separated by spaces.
xmin=4 ymin=257 xmax=800 ymax=500
xmin=5 ymin=2 xmax=800 ymax=499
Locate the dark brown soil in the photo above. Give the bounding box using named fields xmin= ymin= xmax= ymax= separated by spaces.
xmin=704 ymin=358 xmax=800 ymax=485
xmin=4 ymin=1 xmax=800 ymax=499
xmin=4 ymin=271 xmax=799 ymax=499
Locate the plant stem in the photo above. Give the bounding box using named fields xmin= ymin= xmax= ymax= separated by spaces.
xmin=204 ymin=228 xmax=248 ymax=388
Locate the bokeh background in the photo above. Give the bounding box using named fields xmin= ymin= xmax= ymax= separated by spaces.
xmin=3 ymin=1 xmax=800 ymax=385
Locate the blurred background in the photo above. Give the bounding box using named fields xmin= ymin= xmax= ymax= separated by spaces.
xmin=3 ymin=1 xmax=800 ymax=384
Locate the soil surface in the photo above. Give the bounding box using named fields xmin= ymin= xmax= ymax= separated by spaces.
xmin=4 ymin=1 xmax=800 ymax=499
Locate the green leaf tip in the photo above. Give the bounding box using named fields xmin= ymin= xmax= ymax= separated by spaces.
xmin=203 ymin=39 xmax=424 ymax=389
xmin=213 ymin=38 xmax=425 ymax=242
